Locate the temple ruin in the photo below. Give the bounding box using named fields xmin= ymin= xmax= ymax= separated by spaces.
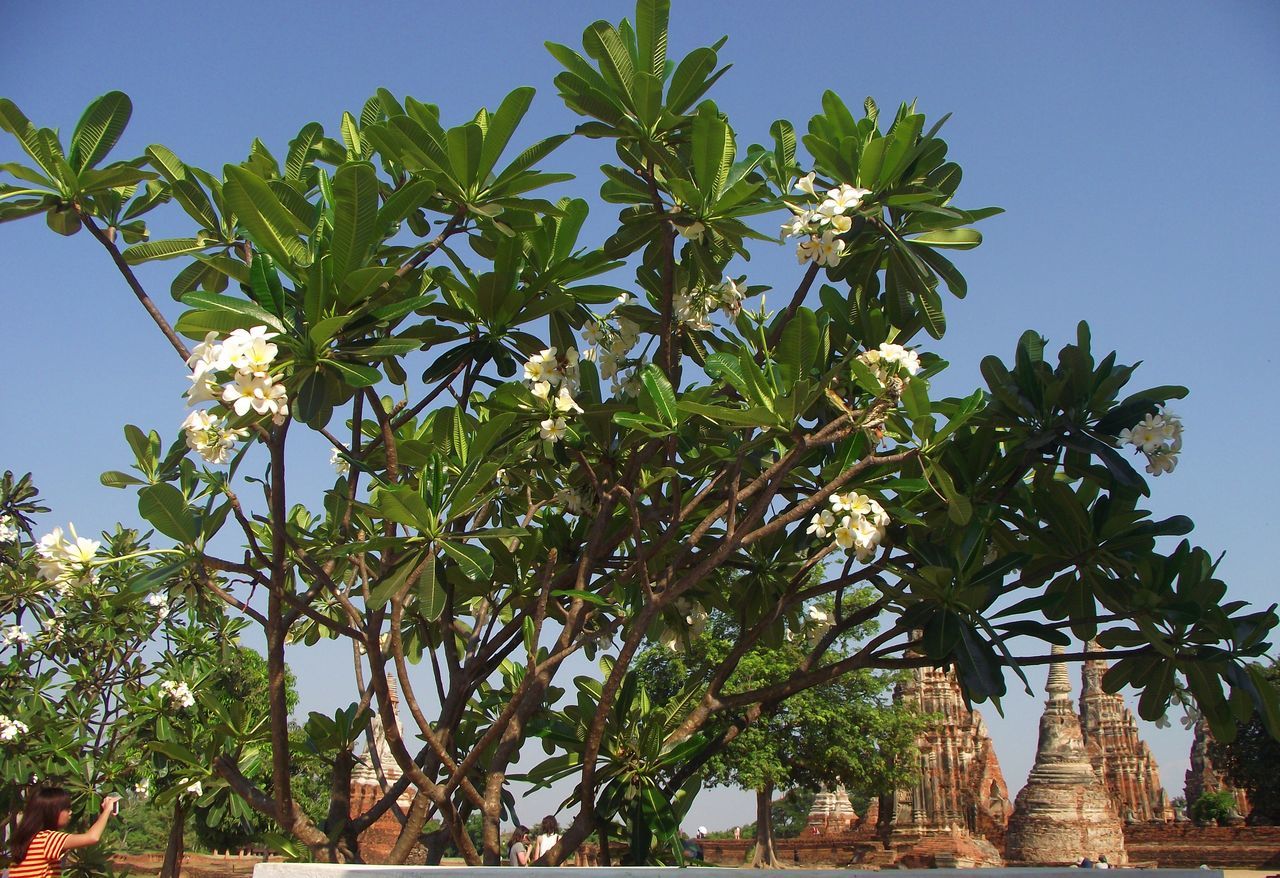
xmin=1184 ymin=716 xmax=1250 ymax=817
xmin=1004 ymin=647 xmax=1128 ymax=864
xmin=1079 ymin=646 xmax=1172 ymax=823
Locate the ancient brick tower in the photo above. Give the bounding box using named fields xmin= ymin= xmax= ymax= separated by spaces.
xmin=885 ymin=662 xmax=1012 ymax=843
xmin=349 ymin=674 xmax=417 ymax=862
xmin=1184 ymin=716 xmax=1250 ymax=817
xmin=806 ymin=785 xmax=859 ymax=834
xmin=1079 ymin=647 xmax=1172 ymax=822
xmin=857 ymin=661 xmax=1008 ymax=865
xmin=1004 ymin=647 xmax=1127 ymax=865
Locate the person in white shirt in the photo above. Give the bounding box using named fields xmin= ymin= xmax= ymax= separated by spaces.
xmin=531 ymin=815 xmax=560 ymax=863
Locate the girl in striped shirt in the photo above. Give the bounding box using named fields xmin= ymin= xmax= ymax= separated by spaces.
xmin=7 ymin=787 xmax=119 ymax=878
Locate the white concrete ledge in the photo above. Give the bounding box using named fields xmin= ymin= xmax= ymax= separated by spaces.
xmin=254 ymin=867 xmax=1225 ymax=878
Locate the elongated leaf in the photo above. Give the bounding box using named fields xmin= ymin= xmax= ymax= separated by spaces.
xmin=639 ymin=364 xmax=678 ymax=426
xmin=123 ymin=237 xmax=211 ymax=264
xmin=909 ymin=228 xmax=982 ymax=250
xmin=222 ymin=165 xmax=311 ymax=269
xmin=440 ymin=539 xmax=493 ymax=580
xmin=330 ymin=161 xmax=379 ymax=280
xmin=180 ymin=291 xmax=285 ymax=333
xmin=477 ymin=87 xmax=535 ymax=183
xmin=417 ymin=554 xmax=446 ymax=620
xmin=138 ymin=483 xmax=199 ymax=544
xmin=69 ymin=91 xmax=131 ymax=171
xmin=635 ymin=0 xmax=670 ymax=78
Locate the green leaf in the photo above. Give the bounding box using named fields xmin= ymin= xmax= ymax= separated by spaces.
xmin=330 ymin=161 xmax=379 ymax=281
xmin=180 ymin=291 xmax=285 ymax=334
xmin=123 ymin=237 xmax=211 ymax=264
xmin=100 ymin=470 xmax=143 ymax=489
xmin=222 ymin=165 xmax=311 ymax=269
xmin=776 ymin=306 xmax=818 ymax=378
xmin=477 ymin=87 xmax=535 ymax=184
xmin=908 ymin=228 xmax=982 ymax=250
xmin=326 ymin=360 xmax=381 ymax=387
xmin=635 ymin=0 xmax=670 ymax=78
xmin=138 ymin=483 xmax=199 ymax=544
xmin=69 ymin=91 xmax=132 ymax=172
xmin=639 ymin=364 xmax=678 ymax=426
xmin=417 ymin=554 xmax=446 ymax=620
xmin=440 ymin=540 xmax=493 ymax=580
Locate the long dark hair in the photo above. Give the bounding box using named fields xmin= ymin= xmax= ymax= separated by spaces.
xmin=539 ymin=815 xmax=558 ymax=835
xmin=507 ymin=825 xmax=529 ymax=852
xmin=12 ymin=786 xmax=72 ymax=863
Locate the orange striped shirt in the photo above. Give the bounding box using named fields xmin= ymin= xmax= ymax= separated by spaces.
xmin=9 ymin=830 xmax=69 ymax=878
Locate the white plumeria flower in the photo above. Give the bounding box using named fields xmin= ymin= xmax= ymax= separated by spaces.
xmin=523 ymin=348 xmax=560 ymax=385
xmin=160 ymin=680 xmax=196 ymax=709
xmin=0 ymin=515 xmax=18 ymax=543
xmin=781 ymin=213 xmax=811 ymax=239
xmin=598 ymin=350 xmax=620 ymax=380
xmin=330 ymin=447 xmax=349 ymax=475
xmin=185 ymin=780 xmax=203 ymax=797
xmin=222 ymin=326 xmax=278 ymax=363
xmin=815 ymin=231 xmax=845 ymax=266
xmin=186 ymin=331 xmax=225 ymax=369
xmin=821 ymin=184 xmax=871 ymax=216
xmin=0 ymin=715 xmax=30 ymax=743
xmin=222 ymin=372 xmax=285 ymax=418
xmin=539 ymin=417 xmax=568 ymax=443
xmin=134 ymin=779 xmax=152 ymax=799
xmin=827 ymin=214 xmax=853 ymax=234
xmin=806 ymin=605 xmax=830 ymax=625
xmin=833 ymin=516 xmax=858 ymax=550
xmin=678 ymin=221 xmax=706 ymax=243
xmin=554 ymin=387 xmax=584 ymax=414
xmin=583 ymin=321 xmax=603 ymax=346
xmin=796 ymin=236 xmax=821 ymax=265
xmin=2 ymin=625 xmax=32 ymax=648
xmin=1145 ymin=449 xmax=1178 ymax=476
xmin=877 ymin=343 xmax=922 ymax=376
xmin=530 ymin=380 xmax=552 ymax=402
xmin=146 ymin=592 xmax=171 ymax=620
xmin=806 ymin=509 xmax=836 ymax=538
xmin=794 ymin=172 xmax=819 ymax=197
xmin=230 ymin=336 xmax=279 ymax=375
xmin=185 ymin=362 xmax=222 ymax=407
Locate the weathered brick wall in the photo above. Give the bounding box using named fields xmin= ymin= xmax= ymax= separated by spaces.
xmin=1122 ymin=824 xmax=1280 ymax=869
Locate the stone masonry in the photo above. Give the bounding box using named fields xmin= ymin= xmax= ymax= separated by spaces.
xmin=1184 ymin=716 xmax=1250 ymax=817
xmin=1079 ymin=647 xmax=1172 ymax=823
xmin=1004 ymin=647 xmax=1128 ymax=865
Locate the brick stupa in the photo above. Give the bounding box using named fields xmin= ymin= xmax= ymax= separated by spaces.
xmin=1184 ymin=717 xmax=1250 ymax=818
xmin=863 ymin=661 xmax=1008 ymax=866
xmin=1079 ymin=647 xmax=1172 ymax=823
xmin=1005 ymin=647 xmax=1127 ymax=864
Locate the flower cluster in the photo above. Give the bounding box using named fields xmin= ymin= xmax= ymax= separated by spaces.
xmin=782 ymin=173 xmax=870 ymax=267
xmin=554 ymin=487 xmax=595 ymax=517
xmin=183 ymin=327 xmax=289 ymax=462
xmin=582 ymin=317 xmax=645 ymax=398
xmin=523 ymin=346 xmax=585 ymax=444
xmin=146 ymin=592 xmax=171 ymax=621
xmin=673 ymin=277 xmax=748 ymax=331
xmin=804 ymin=604 xmax=835 ymax=644
xmin=1118 ymin=407 xmax=1183 ymax=477
xmin=159 ymin=680 xmax=195 ymax=709
xmin=134 ymin=778 xmax=152 ymax=799
xmin=660 ymin=598 xmax=708 ymax=652
xmin=0 ymin=514 xmax=18 ymax=543
xmin=806 ymin=491 xmax=891 ymax=561
xmin=857 ymin=342 xmax=922 ymax=385
xmin=2 ymin=625 xmax=32 ymax=649
xmin=0 ymin=714 xmax=29 ymax=743
xmin=36 ymin=524 xmax=100 ymax=587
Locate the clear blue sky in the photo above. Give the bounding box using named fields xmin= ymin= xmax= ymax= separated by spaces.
xmin=3 ymin=1 xmax=1277 ymax=831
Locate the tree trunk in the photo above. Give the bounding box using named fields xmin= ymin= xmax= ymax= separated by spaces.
xmin=160 ymin=800 xmax=185 ymax=878
xmin=599 ymin=821 xmax=611 ymax=867
xmin=750 ymin=782 xmax=782 ymax=869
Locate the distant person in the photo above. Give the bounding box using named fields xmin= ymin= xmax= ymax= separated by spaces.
xmin=733 ymin=826 xmax=741 ymax=840
xmin=507 ymin=825 xmax=530 ymax=866
xmin=696 ymin=826 xmax=707 ymax=839
xmin=680 ymin=831 xmax=702 ymax=861
xmin=1096 ymin=854 xmax=1110 ymax=869
xmin=531 ymin=815 xmax=560 ymax=862
xmin=1079 ymin=856 xmax=1094 ymax=868
xmin=8 ymin=786 xmax=119 ymax=878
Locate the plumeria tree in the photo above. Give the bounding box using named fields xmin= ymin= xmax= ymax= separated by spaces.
xmin=0 ymin=473 xmax=254 ymax=876
xmin=3 ymin=0 xmax=1278 ymax=866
